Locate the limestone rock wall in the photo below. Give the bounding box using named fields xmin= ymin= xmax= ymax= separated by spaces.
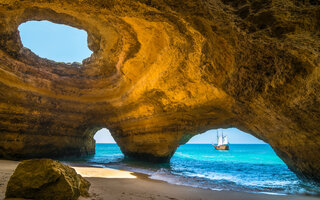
xmin=0 ymin=0 xmax=319 ymax=183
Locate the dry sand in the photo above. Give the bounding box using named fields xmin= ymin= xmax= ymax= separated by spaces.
xmin=0 ymin=159 xmax=319 ymax=200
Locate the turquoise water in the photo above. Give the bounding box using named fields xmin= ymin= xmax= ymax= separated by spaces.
xmin=65 ymin=144 xmax=320 ymax=195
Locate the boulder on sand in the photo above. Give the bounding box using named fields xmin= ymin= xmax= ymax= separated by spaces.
xmin=5 ymin=159 xmax=90 ymax=200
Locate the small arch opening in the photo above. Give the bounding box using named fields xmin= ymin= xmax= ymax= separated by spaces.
xmin=92 ymin=128 xmax=124 ymax=163
xmin=18 ymin=20 xmax=92 ymax=63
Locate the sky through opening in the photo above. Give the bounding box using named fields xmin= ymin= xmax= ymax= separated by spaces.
xmin=19 ymin=20 xmax=92 ymax=63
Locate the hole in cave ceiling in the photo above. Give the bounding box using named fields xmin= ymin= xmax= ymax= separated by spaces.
xmin=18 ymin=20 xmax=92 ymax=64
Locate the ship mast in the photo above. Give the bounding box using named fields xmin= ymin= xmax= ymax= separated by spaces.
xmin=216 ymin=130 xmax=219 ymax=145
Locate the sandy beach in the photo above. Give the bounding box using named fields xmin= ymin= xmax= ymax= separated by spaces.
xmin=0 ymin=159 xmax=319 ymax=200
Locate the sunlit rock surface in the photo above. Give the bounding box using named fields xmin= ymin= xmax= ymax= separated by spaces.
xmin=0 ymin=0 xmax=319 ymax=183
xmin=5 ymin=159 xmax=90 ymax=200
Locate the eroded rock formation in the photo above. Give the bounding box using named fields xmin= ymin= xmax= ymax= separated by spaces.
xmin=0 ymin=0 xmax=319 ymax=182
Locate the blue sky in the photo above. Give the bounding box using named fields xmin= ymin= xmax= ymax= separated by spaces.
xmin=19 ymin=20 xmax=92 ymax=63
xmin=19 ymin=20 xmax=265 ymax=144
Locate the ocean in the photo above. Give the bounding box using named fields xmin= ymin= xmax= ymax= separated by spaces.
xmin=64 ymin=143 xmax=320 ymax=196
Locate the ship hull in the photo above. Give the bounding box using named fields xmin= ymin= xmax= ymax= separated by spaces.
xmin=213 ymin=144 xmax=229 ymax=150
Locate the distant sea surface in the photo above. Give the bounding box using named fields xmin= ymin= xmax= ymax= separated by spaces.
xmin=64 ymin=144 xmax=320 ymax=196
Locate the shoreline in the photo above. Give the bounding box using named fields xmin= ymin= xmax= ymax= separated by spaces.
xmin=65 ymin=160 xmax=318 ymax=197
xmin=1 ymin=159 xmax=319 ymax=200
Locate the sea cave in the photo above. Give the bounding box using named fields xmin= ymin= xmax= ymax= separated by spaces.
xmin=0 ymin=1 xmax=319 ymax=199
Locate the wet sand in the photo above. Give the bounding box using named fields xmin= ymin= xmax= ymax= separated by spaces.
xmin=0 ymin=159 xmax=319 ymax=200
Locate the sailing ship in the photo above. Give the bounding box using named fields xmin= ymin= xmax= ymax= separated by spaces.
xmin=213 ymin=131 xmax=229 ymax=150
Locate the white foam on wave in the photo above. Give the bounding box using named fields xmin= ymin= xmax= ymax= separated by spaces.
xmin=181 ymin=171 xmax=241 ymax=183
xmin=242 ymin=180 xmax=297 ymax=187
xmin=147 ymin=169 xmax=312 ymax=196
xmin=149 ymin=169 xmax=222 ymax=191
xmin=260 ymin=192 xmax=287 ymax=196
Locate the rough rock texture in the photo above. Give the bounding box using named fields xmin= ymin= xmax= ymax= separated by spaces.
xmin=0 ymin=0 xmax=319 ymax=182
xmin=5 ymin=159 xmax=90 ymax=200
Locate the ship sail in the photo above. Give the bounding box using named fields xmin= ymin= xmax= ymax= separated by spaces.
xmin=222 ymin=136 xmax=228 ymax=145
xmin=218 ymin=135 xmax=223 ymax=146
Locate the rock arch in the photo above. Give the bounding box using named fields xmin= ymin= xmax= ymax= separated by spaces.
xmin=0 ymin=0 xmax=319 ymax=183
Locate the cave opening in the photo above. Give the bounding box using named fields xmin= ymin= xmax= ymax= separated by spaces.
xmin=167 ymin=128 xmax=302 ymax=194
xmin=18 ymin=20 xmax=92 ymax=63
xmin=178 ymin=128 xmax=278 ymax=163
xmin=92 ymin=128 xmax=124 ymax=162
